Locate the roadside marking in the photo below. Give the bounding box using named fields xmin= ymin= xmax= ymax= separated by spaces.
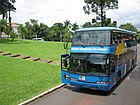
xmin=19 ymin=84 xmax=65 ymax=105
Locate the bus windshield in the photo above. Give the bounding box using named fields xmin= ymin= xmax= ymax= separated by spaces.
xmin=72 ymin=31 xmax=110 ymax=46
xmin=70 ymin=54 xmax=109 ymax=76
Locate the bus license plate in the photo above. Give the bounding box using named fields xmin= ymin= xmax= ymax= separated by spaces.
xmin=79 ymin=76 xmax=85 ymax=81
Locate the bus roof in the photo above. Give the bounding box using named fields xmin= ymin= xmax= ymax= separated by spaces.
xmin=76 ymin=27 xmax=136 ymax=35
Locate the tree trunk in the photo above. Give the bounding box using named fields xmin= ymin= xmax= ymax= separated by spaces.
xmin=0 ymin=32 xmax=2 ymax=42
xmin=12 ymin=37 xmax=14 ymax=43
xmin=101 ymin=3 xmax=104 ymax=27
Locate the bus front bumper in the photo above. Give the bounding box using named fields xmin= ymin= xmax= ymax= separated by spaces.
xmin=69 ymin=80 xmax=110 ymax=91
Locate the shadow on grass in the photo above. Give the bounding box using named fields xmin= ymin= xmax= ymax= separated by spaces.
xmin=0 ymin=39 xmax=31 ymax=44
xmin=64 ymin=66 xmax=135 ymax=96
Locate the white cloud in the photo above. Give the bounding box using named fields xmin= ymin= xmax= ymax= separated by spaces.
xmin=11 ymin=0 xmax=140 ymax=30
xmin=107 ymin=0 xmax=140 ymax=29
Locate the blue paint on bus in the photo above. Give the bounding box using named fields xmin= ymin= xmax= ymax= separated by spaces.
xmin=61 ymin=27 xmax=137 ymax=91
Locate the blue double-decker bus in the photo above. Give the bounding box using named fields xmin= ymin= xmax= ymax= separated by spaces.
xmin=61 ymin=27 xmax=137 ymax=91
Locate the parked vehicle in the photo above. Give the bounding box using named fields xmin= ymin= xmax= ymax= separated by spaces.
xmin=32 ymin=38 xmax=44 ymax=41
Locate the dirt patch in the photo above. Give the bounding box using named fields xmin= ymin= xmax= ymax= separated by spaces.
xmin=0 ymin=52 xmax=12 ymax=56
xmin=0 ymin=51 xmax=60 ymax=65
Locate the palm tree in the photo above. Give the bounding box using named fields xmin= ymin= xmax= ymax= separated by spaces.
xmin=0 ymin=0 xmax=16 ymax=28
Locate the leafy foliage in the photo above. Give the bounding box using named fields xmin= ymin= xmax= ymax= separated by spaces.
xmin=119 ymin=23 xmax=138 ymax=32
xmin=0 ymin=19 xmax=7 ymax=34
xmin=83 ymin=0 xmax=118 ymax=26
xmin=82 ymin=18 xmax=117 ymax=28
xmin=0 ymin=0 xmax=16 ymax=26
xmin=10 ymin=31 xmax=18 ymax=42
xmin=18 ymin=19 xmax=78 ymax=42
xmin=0 ymin=19 xmax=8 ymax=41
xmin=82 ymin=22 xmax=93 ymax=28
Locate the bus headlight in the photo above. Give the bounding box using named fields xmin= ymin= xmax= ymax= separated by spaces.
xmin=96 ymin=81 xmax=108 ymax=84
xmin=64 ymin=75 xmax=70 ymax=79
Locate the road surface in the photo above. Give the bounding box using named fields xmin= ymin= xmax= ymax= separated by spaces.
xmin=29 ymin=45 xmax=140 ymax=105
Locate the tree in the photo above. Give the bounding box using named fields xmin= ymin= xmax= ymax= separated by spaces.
xmin=24 ymin=22 xmax=32 ymax=39
xmin=52 ymin=22 xmax=64 ymax=41
xmin=0 ymin=0 xmax=16 ymax=28
xmin=71 ymin=23 xmax=79 ymax=31
xmin=82 ymin=22 xmax=92 ymax=28
xmin=38 ymin=23 xmax=49 ymax=40
xmin=112 ymin=21 xmax=117 ymax=27
xmin=92 ymin=22 xmax=101 ymax=27
xmin=104 ymin=18 xmax=117 ymax=27
xmin=83 ymin=0 xmax=118 ymax=27
xmin=0 ymin=19 xmax=8 ymax=41
xmin=10 ymin=31 xmax=18 ymax=42
xmin=48 ymin=26 xmax=56 ymax=41
xmin=119 ymin=23 xmax=138 ymax=32
xmin=30 ymin=19 xmax=40 ymax=39
xmin=18 ymin=24 xmax=26 ymax=39
xmin=63 ymin=20 xmax=71 ymax=42
xmin=3 ymin=24 xmax=11 ymax=37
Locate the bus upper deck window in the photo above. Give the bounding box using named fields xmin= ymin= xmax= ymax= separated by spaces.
xmin=113 ymin=36 xmax=119 ymax=44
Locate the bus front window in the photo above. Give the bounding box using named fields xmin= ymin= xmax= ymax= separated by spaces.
xmin=86 ymin=54 xmax=109 ymax=76
xmin=72 ymin=31 xmax=110 ymax=46
xmin=70 ymin=54 xmax=109 ymax=76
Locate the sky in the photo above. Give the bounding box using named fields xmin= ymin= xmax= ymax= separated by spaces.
xmin=11 ymin=0 xmax=140 ymax=30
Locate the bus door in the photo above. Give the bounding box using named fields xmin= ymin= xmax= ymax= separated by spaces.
xmin=109 ymin=55 xmax=118 ymax=86
xmin=61 ymin=54 xmax=70 ymax=84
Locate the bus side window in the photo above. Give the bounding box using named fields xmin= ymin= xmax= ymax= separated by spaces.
xmin=124 ymin=35 xmax=133 ymax=47
xmin=113 ymin=36 xmax=118 ymax=44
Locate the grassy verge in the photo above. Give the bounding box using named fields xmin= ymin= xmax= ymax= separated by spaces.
xmin=0 ymin=55 xmax=61 ymax=105
xmin=0 ymin=39 xmax=66 ymax=62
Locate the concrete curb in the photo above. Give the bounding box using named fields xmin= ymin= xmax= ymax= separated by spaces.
xmin=19 ymin=83 xmax=65 ymax=105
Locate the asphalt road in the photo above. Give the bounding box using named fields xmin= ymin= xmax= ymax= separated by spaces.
xmin=29 ymin=45 xmax=140 ymax=105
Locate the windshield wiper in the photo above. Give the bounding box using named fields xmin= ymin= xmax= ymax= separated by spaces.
xmin=81 ymin=44 xmax=86 ymax=47
xmin=98 ymin=44 xmax=104 ymax=47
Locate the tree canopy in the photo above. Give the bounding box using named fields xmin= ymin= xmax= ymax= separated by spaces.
xmin=0 ymin=0 xmax=16 ymax=25
xmin=83 ymin=0 xmax=118 ymax=26
xmin=17 ymin=19 xmax=79 ymax=42
xmin=119 ymin=23 xmax=138 ymax=32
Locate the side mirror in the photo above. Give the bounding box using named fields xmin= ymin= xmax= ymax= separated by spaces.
xmin=63 ymin=59 xmax=68 ymax=67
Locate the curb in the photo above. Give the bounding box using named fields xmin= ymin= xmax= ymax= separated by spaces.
xmin=19 ymin=83 xmax=65 ymax=105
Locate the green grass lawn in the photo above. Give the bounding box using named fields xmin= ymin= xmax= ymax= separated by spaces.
xmin=0 ymin=39 xmax=66 ymax=62
xmin=0 ymin=55 xmax=61 ymax=105
xmin=0 ymin=39 xmax=69 ymax=104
